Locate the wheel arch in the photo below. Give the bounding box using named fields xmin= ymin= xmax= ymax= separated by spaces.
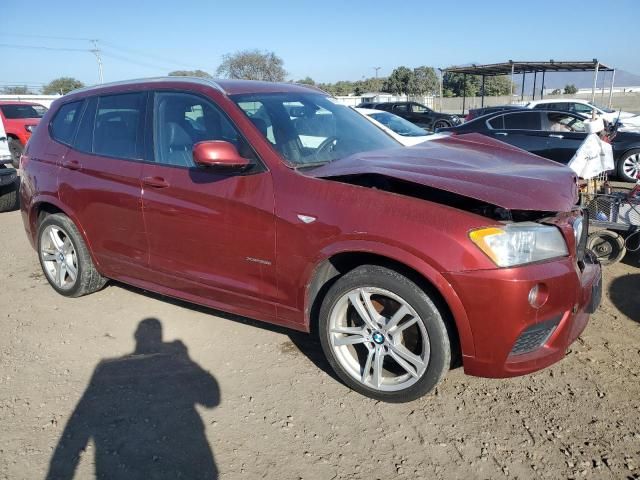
xmin=304 ymin=246 xmax=475 ymax=360
xmin=29 ymin=198 xmax=102 ymax=272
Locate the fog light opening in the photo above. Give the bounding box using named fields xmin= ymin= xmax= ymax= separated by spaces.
xmin=528 ymin=283 xmax=549 ymax=309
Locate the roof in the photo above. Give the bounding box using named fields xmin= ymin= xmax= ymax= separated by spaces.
xmin=443 ymin=60 xmax=614 ymax=76
xmin=67 ymin=77 xmax=321 ymax=97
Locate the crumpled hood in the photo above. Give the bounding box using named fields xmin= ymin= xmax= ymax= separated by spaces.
xmin=308 ymin=133 xmax=577 ymax=211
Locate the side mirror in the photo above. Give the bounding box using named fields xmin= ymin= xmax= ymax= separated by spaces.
xmin=193 ymin=141 xmax=250 ymax=170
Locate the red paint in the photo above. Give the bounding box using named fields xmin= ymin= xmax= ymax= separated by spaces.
xmin=0 ymin=101 xmax=44 ymax=146
xmin=20 ymin=78 xmax=600 ymax=379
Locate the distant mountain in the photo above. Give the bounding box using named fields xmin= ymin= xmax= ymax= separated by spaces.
xmin=526 ymin=69 xmax=640 ymax=89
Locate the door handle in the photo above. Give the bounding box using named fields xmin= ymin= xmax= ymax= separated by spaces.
xmin=142 ymin=176 xmax=170 ymax=188
xmin=62 ymin=160 xmax=81 ymax=170
xmin=494 ymin=132 xmax=508 ymax=136
xmin=549 ymin=134 xmax=564 ymax=139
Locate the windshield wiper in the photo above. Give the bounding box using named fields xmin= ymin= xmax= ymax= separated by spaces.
xmin=293 ymin=159 xmax=334 ymax=169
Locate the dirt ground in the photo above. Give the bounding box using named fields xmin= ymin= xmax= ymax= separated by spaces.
xmin=0 ymin=208 xmax=639 ymax=480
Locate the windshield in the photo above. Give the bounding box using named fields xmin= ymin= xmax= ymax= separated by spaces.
xmin=232 ymin=92 xmax=398 ymax=167
xmin=589 ymin=102 xmax=615 ymax=114
xmin=369 ymin=111 xmax=429 ymax=137
xmin=0 ymin=104 xmax=47 ymax=119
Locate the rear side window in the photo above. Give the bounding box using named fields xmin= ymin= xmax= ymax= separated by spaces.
xmin=503 ymin=112 xmax=541 ymax=130
xmin=93 ymin=93 xmax=145 ymax=160
xmin=392 ymin=104 xmax=408 ymax=113
xmin=488 ymin=115 xmax=504 ymax=129
xmin=50 ymin=101 xmax=83 ymax=145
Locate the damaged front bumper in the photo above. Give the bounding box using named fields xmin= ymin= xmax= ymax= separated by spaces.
xmin=443 ymin=252 xmax=601 ymax=378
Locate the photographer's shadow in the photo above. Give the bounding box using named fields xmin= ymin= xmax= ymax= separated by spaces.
xmin=46 ymin=318 xmax=220 ymax=480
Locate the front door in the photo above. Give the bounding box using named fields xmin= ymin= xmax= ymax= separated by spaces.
xmin=140 ymin=91 xmax=277 ymax=321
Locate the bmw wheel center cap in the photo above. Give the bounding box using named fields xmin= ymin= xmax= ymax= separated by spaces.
xmin=372 ymin=331 xmax=385 ymax=345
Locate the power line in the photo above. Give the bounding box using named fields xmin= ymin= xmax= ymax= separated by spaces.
xmin=0 ymin=42 xmax=89 ymax=52
xmin=0 ymin=33 xmax=96 ymax=42
xmin=100 ymin=40 xmax=201 ymax=70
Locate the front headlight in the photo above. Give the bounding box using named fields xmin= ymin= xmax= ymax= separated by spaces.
xmin=469 ymin=222 xmax=568 ymax=267
xmin=25 ymin=125 xmax=36 ymax=133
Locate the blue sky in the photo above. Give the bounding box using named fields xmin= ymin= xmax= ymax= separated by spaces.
xmin=2 ymin=0 xmax=639 ymax=88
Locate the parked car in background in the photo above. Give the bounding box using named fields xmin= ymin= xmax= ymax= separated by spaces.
xmin=0 ymin=118 xmax=19 ymax=211
xmin=357 ymin=101 xmax=461 ymax=130
xmin=354 ymin=107 xmax=447 ymax=146
xmin=464 ymin=105 xmax=525 ymax=122
xmin=439 ymin=109 xmax=640 ymax=182
xmin=526 ymin=98 xmax=640 ymax=130
xmin=0 ymin=101 xmax=47 ymax=167
xmin=21 ymin=77 xmax=599 ymax=402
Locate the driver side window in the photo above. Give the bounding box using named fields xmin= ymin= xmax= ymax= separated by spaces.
xmin=411 ymin=103 xmax=430 ymax=114
xmin=153 ymin=92 xmax=255 ymax=168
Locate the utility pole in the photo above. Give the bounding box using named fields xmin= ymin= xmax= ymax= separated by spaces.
xmin=373 ymin=66 xmax=381 ymax=91
xmin=90 ymin=39 xmax=104 ymax=84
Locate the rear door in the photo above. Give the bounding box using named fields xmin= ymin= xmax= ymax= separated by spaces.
xmin=140 ymin=90 xmax=277 ymax=320
xmin=58 ymin=92 xmax=148 ymax=276
xmin=486 ymin=111 xmax=551 ymax=157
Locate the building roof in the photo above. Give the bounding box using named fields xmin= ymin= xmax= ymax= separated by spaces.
xmin=443 ymin=60 xmax=614 ymax=76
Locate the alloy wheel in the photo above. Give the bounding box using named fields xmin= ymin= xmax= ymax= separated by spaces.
xmin=40 ymin=225 xmax=79 ymax=290
xmin=328 ymin=287 xmax=429 ymax=392
xmin=622 ymin=152 xmax=640 ymax=181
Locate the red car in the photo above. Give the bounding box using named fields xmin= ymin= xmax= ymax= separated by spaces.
xmin=0 ymin=101 xmax=47 ymax=167
xmin=20 ymin=78 xmax=601 ymax=402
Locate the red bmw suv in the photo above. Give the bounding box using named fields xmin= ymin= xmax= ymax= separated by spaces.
xmin=20 ymin=78 xmax=601 ymax=402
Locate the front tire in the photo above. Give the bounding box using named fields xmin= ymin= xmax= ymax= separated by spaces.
xmin=432 ymin=120 xmax=451 ymax=130
xmin=318 ymin=265 xmax=451 ymax=403
xmin=37 ymin=213 xmax=107 ymax=297
xmin=617 ymin=149 xmax=640 ymax=183
xmin=8 ymin=138 xmax=23 ymax=169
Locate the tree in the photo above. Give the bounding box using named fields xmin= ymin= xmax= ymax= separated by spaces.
xmin=564 ymin=84 xmax=578 ymax=94
xmin=3 ymin=85 xmax=31 ymax=94
xmin=216 ymin=49 xmax=286 ymax=82
xmin=442 ymin=72 xmax=479 ymax=97
xmin=408 ymin=66 xmax=439 ymax=95
xmin=383 ymin=66 xmax=413 ymax=95
xmin=296 ymin=76 xmax=316 ymax=86
xmin=482 ymin=76 xmax=514 ymax=96
xmin=168 ymin=70 xmax=212 ymax=78
xmin=42 ymin=77 xmax=84 ymax=95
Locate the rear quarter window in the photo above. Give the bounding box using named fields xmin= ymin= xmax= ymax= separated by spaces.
xmin=50 ymin=101 xmax=83 ymax=145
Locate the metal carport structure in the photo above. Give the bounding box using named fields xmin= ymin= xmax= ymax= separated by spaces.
xmin=439 ymin=60 xmax=616 ymax=114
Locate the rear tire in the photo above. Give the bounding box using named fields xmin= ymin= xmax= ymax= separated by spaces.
xmin=37 ymin=213 xmax=107 ymax=297
xmin=0 ymin=180 xmax=18 ymax=212
xmin=8 ymin=138 xmax=23 ymax=169
xmin=617 ymin=149 xmax=640 ymax=183
xmin=318 ymin=265 xmax=451 ymax=403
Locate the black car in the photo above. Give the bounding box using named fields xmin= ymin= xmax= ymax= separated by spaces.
xmin=357 ymin=101 xmax=461 ymax=130
xmin=439 ymin=109 xmax=640 ymax=182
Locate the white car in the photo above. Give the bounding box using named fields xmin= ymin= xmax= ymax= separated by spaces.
xmin=525 ymin=98 xmax=640 ymax=130
xmin=354 ymin=108 xmax=448 ymax=146
xmin=0 ymin=118 xmax=11 ymax=165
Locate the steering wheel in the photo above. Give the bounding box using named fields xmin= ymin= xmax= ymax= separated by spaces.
xmin=314 ymin=136 xmax=339 ymax=161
